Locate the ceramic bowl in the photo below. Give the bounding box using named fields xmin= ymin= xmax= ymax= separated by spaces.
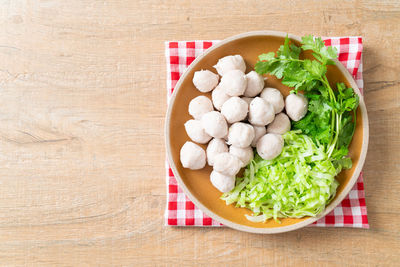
xmin=165 ymin=31 xmax=368 ymax=233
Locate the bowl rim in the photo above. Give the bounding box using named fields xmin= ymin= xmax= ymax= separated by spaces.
xmin=165 ymin=30 xmax=369 ymax=234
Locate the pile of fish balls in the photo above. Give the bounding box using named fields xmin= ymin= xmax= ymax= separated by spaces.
xmin=180 ymin=55 xmax=308 ymax=193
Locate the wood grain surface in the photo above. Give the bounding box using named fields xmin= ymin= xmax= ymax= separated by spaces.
xmin=0 ymin=0 xmax=398 ymax=266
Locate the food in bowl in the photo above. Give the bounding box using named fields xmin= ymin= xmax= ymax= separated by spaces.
xmin=178 ymin=35 xmax=359 ymax=223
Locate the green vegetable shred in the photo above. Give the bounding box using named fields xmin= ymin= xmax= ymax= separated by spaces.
xmin=222 ymin=131 xmax=339 ymax=223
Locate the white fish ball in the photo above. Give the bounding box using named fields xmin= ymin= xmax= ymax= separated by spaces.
xmin=192 ymin=70 xmax=219 ymax=93
xmin=256 ymin=133 xmax=284 ymax=160
xmin=244 ymin=71 xmax=264 ymax=97
xmin=221 ymin=97 xmax=248 ymax=123
xmin=248 ymin=97 xmax=275 ymax=126
xmin=267 ymin=113 xmax=291 ymax=135
xmin=188 ymin=95 xmax=214 ymax=120
xmin=229 ymin=146 xmax=254 ymax=167
xmin=260 ymin=87 xmax=284 ymax=114
xmin=219 ymin=69 xmax=247 ymax=96
xmin=201 ymin=111 xmax=228 ymax=138
xmin=180 ymin=141 xmax=206 ymax=170
xmin=285 ymin=93 xmax=308 ymax=121
xmin=210 ymin=170 xmax=235 ymax=193
xmin=251 ymin=126 xmax=267 ymax=147
xmin=211 ymin=85 xmax=230 ymax=111
xmin=184 ymin=119 xmax=212 ymax=144
xmin=213 ymin=55 xmax=246 ymax=76
xmin=213 ymin=152 xmax=242 ymax=176
xmin=227 ymin=122 xmax=255 ymax=148
xmin=206 ymin=138 xmax=228 ymax=166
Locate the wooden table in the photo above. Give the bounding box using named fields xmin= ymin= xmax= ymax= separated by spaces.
xmin=0 ymin=1 xmax=398 ymax=266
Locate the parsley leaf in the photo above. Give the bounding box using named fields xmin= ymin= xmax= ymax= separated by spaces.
xmin=301 ymin=35 xmax=338 ymax=65
xmin=292 ymin=97 xmax=332 ymax=145
xmin=258 ymin=52 xmax=276 ymax=61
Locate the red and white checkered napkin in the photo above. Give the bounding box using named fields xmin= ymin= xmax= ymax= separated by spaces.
xmin=165 ymin=37 xmax=369 ymax=228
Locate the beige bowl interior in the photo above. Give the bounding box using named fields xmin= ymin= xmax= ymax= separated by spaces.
xmin=166 ymin=31 xmax=368 ymax=233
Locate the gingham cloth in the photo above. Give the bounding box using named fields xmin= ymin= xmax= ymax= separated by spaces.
xmin=165 ymin=37 xmax=369 ymax=228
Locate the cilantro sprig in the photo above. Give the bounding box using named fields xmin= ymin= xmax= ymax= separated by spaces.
xmin=255 ymin=35 xmax=359 ymax=171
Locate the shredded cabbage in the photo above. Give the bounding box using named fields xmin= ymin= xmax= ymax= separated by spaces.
xmin=221 ymin=130 xmax=339 ymax=223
